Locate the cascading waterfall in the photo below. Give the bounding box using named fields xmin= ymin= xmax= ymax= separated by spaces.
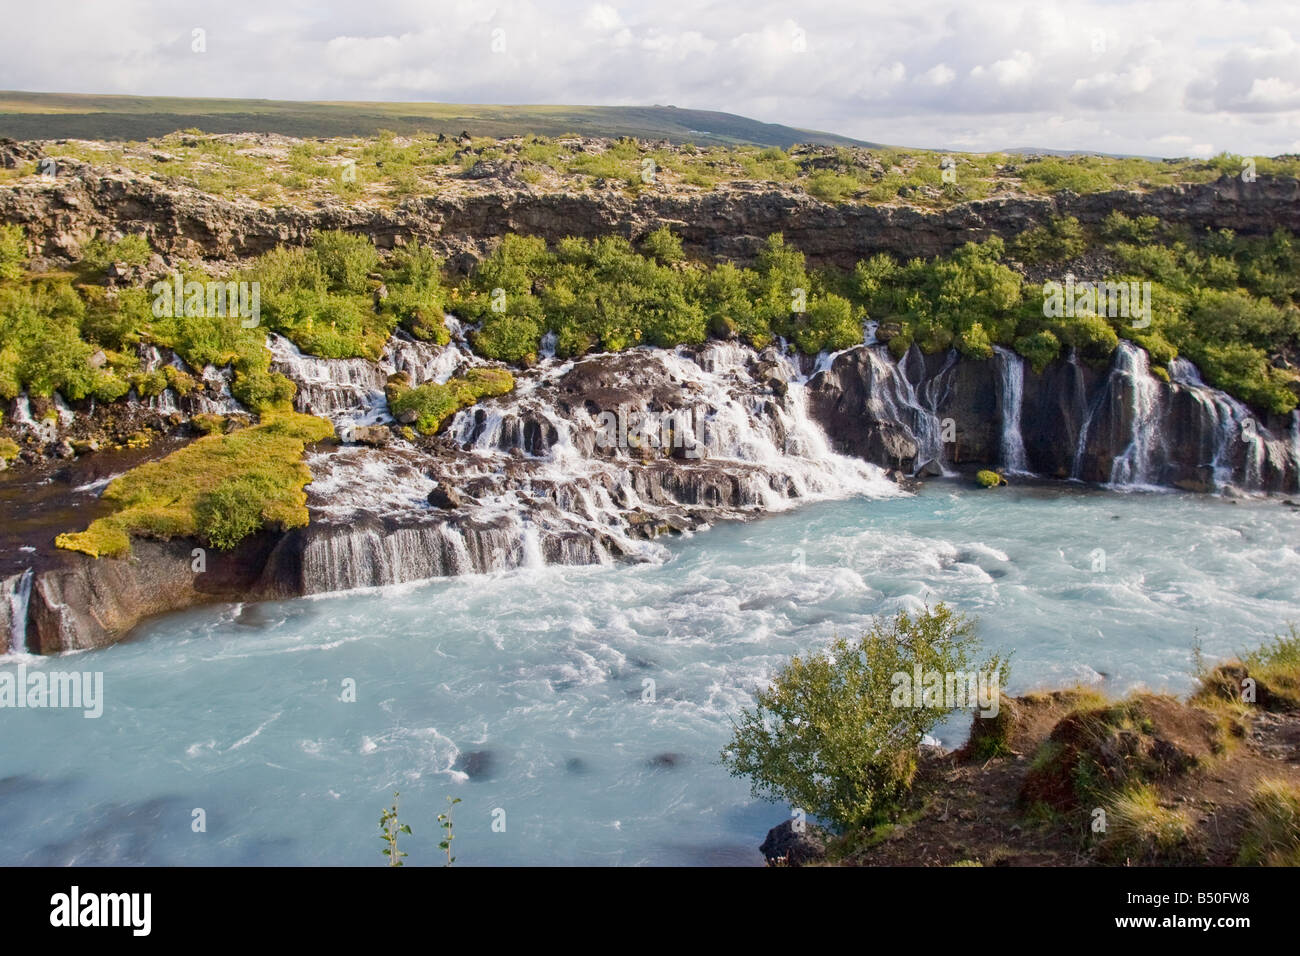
xmin=267 ymin=333 xmax=390 ymax=425
xmin=1071 ymin=342 xmax=1162 ymax=485
xmin=269 ymin=323 xmax=484 ymax=428
xmin=1 ymin=568 xmax=34 ymax=655
xmin=1108 ymin=342 xmax=1163 ymax=486
xmin=1168 ymin=358 xmax=1299 ymax=492
xmin=862 ymin=347 xmax=952 ymax=473
xmin=993 ymin=346 xmax=1028 ymax=473
xmin=282 ymin=339 xmax=902 ymax=594
xmin=266 ymin=326 xmax=1300 ymax=599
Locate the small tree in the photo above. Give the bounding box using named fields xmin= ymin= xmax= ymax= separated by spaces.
xmin=721 ymin=604 xmax=1006 ymax=830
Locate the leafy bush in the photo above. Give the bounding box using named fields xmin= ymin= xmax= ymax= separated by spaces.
xmin=309 ymin=230 xmax=380 ymax=294
xmin=721 ymin=604 xmax=1006 ymax=830
xmin=81 ymin=233 xmax=152 ymax=272
xmin=805 ymin=171 xmax=860 ymax=203
xmin=641 ymin=226 xmax=685 ymax=263
xmin=957 ymin=321 xmax=993 ymax=360
xmin=1101 ymin=211 xmax=1160 ymax=244
xmin=195 ymin=476 xmax=275 ymax=550
xmin=1013 ymin=216 xmax=1086 ymax=264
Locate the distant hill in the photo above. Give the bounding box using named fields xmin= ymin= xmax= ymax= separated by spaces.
xmin=0 ymin=91 xmax=879 ymax=148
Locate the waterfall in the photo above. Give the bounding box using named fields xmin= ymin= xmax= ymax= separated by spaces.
xmin=993 ymin=347 xmax=1028 ymax=474
xmin=11 ymin=394 xmax=60 ymax=443
xmin=267 ymin=333 xmax=390 ymax=425
xmin=1070 ymin=342 xmax=1162 ymax=486
xmin=1 ymin=569 xmax=34 ymax=655
xmin=1107 ymin=342 xmax=1163 ymax=486
xmin=861 ymin=347 xmax=953 ymax=473
xmin=291 ymin=340 xmax=904 ymax=595
xmin=1168 ymin=357 xmax=1298 ymax=493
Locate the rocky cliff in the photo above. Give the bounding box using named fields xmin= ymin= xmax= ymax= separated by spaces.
xmin=4 ymin=146 xmax=1300 ymax=270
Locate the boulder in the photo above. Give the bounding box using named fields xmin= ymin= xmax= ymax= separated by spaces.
xmin=760 ymin=819 xmax=829 ymax=866
xmin=350 ymin=425 xmax=390 ymax=447
xmin=427 ymin=484 xmax=463 ymax=510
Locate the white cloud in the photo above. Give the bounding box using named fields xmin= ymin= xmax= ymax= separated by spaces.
xmin=917 ymin=64 xmax=956 ymax=87
xmin=0 ymin=0 xmax=1298 ymax=156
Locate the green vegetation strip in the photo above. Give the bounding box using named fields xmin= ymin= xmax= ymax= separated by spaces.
xmin=25 ymin=128 xmax=1300 ymax=210
xmin=388 ymin=367 xmax=515 ymax=435
xmin=55 ymin=412 xmax=334 ymax=557
xmin=4 ymin=214 xmax=1299 ymax=423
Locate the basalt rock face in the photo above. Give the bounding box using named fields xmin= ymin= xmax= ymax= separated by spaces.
xmin=3 ymin=150 xmax=1300 ymax=269
xmin=17 ymin=533 xmax=280 ymax=654
xmin=809 ymin=341 xmax=1300 ymax=492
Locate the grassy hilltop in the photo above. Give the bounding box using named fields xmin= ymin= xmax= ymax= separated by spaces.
xmin=0 ymin=91 xmax=876 ymax=148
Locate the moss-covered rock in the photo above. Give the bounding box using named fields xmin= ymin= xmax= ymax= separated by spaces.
xmin=387 ymin=366 xmax=515 ymax=435
xmin=57 ymin=411 xmax=333 ymax=557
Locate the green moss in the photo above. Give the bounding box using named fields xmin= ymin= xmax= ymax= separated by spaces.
xmin=388 ymin=367 xmax=515 ymax=435
xmin=56 ymin=411 xmax=333 ymax=556
xmin=192 ymin=413 xmax=226 ymax=435
xmin=55 ymin=518 xmax=130 ymax=558
xmin=0 ymin=436 xmax=19 ymax=462
xmin=976 ymin=469 xmax=1005 ymax=488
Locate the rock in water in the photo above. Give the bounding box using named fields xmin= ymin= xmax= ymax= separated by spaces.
xmin=760 ymin=819 xmax=829 ymax=866
xmin=427 ymin=484 xmax=463 ymax=509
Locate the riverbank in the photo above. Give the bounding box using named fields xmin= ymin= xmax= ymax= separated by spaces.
xmin=768 ymin=647 xmax=1300 ymax=867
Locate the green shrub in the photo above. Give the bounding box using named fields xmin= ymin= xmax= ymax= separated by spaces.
xmin=81 ymin=233 xmax=152 ymax=272
xmin=957 ymin=321 xmax=994 ymax=360
xmin=721 ymin=604 xmax=1006 ymax=830
xmin=388 ymin=367 xmax=515 ymax=435
xmin=309 ymin=230 xmax=379 ymax=294
xmin=805 ymin=171 xmax=860 ymax=203
xmin=788 ymin=294 xmax=861 ymax=353
xmin=641 ymin=226 xmax=685 ymax=263
xmin=1101 ymin=211 xmax=1160 ymax=244
xmin=195 ymin=476 xmax=275 ymax=549
xmin=1013 ymin=217 xmax=1087 ymax=264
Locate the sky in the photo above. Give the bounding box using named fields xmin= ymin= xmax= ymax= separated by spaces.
xmin=3 ymin=0 xmax=1300 ymax=157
